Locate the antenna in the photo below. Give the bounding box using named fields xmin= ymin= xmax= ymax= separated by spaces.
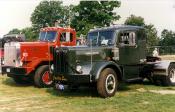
xmin=90 ymin=39 xmax=92 ymax=69
xmin=48 ymin=39 xmax=51 ymax=72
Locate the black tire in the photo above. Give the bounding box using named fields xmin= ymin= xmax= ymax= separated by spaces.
xmin=12 ymin=75 xmax=31 ymax=84
xmin=161 ymin=63 xmax=175 ymax=86
xmin=34 ymin=65 xmax=53 ymax=88
xmin=97 ymin=68 xmax=119 ymax=98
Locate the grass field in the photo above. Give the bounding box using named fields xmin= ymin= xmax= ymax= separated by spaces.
xmin=1 ymin=55 xmax=175 ymax=112
xmin=1 ymin=75 xmax=175 ymax=112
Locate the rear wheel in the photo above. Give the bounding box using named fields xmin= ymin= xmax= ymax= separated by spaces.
xmin=161 ymin=63 xmax=175 ymax=86
xmin=97 ymin=68 xmax=119 ymax=98
xmin=34 ymin=65 xmax=53 ymax=88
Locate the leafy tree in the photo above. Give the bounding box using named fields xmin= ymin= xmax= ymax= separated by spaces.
xmin=71 ymin=1 xmax=121 ymax=36
xmin=7 ymin=27 xmax=38 ymax=41
xmin=145 ymin=24 xmax=159 ymax=47
xmin=31 ymin=0 xmax=67 ymax=32
xmin=159 ymin=29 xmax=175 ymax=46
xmin=124 ymin=14 xmax=145 ymax=26
xmin=21 ymin=27 xmax=38 ymax=41
xmin=8 ymin=28 xmax=21 ymax=34
xmin=124 ymin=15 xmax=159 ymax=47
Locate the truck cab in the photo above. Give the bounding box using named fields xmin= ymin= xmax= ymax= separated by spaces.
xmin=2 ymin=27 xmax=76 ymax=88
xmin=52 ymin=25 xmax=175 ymax=98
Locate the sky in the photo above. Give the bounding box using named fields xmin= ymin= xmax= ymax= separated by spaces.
xmin=117 ymin=0 xmax=175 ymax=36
xmin=0 ymin=0 xmax=175 ymax=37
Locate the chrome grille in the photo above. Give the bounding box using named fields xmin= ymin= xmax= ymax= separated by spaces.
xmin=4 ymin=42 xmax=20 ymax=67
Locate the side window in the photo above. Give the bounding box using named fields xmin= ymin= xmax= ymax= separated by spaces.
xmin=119 ymin=31 xmax=136 ymax=46
xmin=119 ymin=32 xmax=129 ymax=45
xmin=60 ymin=32 xmax=73 ymax=42
xmin=129 ymin=32 xmax=136 ymax=45
xmin=99 ymin=31 xmax=115 ymax=46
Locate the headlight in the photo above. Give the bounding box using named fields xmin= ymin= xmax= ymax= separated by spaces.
xmin=76 ymin=65 xmax=82 ymax=73
xmin=51 ymin=64 xmax=54 ymax=71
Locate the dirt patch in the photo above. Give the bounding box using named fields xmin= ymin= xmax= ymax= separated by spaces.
xmin=136 ymin=88 xmax=175 ymax=95
xmin=160 ymin=55 xmax=175 ymax=60
xmin=136 ymin=88 xmax=147 ymax=92
xmin=149 ymin=90 xmax=175 ymax=95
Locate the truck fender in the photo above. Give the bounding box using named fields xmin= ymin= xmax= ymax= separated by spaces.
xmin=153 ymin=60 xmax=175 ymax=76
xmin=90 ymin=61 xmax=122 ymax=82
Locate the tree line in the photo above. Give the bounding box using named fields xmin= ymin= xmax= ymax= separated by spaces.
xmin=7 ymin=0 xmax=175 ymax=47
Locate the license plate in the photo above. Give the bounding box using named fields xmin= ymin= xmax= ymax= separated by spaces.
xmin=6 ymin=68 xmax=10 ymax=72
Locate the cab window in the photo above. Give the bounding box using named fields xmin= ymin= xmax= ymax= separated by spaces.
xmin=60 ymin=32 xmax=73 ymax=42
xmin=87 ymin=31 xmax=115 ymax=46
xmin=99 ymin=31 xmax=115 ymax=46
xmin=87 ymin=32 xmax=98 ymax=46
xmin=39 ymin=31 xmax=57 ymax=42
xmin=118 ymin=31 xmax=136 ymax=46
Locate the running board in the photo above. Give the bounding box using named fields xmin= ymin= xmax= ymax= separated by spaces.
xmin=125 ymin=77 xmax=143 ymax=83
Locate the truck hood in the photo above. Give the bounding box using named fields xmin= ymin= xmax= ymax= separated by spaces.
xmin=20 ymin=41 xmax=53 ymax=46
xmin=19 ymin=41 xmax=54 ymax=61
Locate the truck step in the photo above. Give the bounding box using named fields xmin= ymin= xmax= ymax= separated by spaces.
xmin=125 ymin=77 xmax=143 ymax=83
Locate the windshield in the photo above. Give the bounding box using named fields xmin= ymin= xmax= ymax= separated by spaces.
xmin=39 ymin=31 xmax=57 ymax=42
xmin=87 ymin=31 xmax=115 ymax=46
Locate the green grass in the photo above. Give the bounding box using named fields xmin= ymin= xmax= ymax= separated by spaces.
xmin=1 ymin=75 xmax=175 ymax=112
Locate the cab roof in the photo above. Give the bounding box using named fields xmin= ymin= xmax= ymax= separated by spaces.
xmin=40 ymin=27 xmax=75 ymax=31
xmin=89 ymin=25 xmax=144 ymax=33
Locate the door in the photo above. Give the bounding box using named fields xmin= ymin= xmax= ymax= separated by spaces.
xmin=117 ymin=30 xmax=141 ymax=79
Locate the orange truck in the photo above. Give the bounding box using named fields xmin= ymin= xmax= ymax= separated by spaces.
xmin=2 ymin=27 xmax=76 ymax=87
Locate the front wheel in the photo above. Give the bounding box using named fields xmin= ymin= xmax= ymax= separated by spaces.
xmin=34 ymin=65 xmax=53 ymax=88
xmin=97 ymin=68 xmax=119 ymax=98
xmin=161 ymin=63 xmax=175 ymax=86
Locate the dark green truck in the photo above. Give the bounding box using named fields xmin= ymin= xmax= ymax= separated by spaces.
xmin=51 ymin=25 xmax=175 ymax=98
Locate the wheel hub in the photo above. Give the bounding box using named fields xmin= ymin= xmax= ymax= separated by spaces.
xmin=105 ymin=74 xmax=116 ymax=94
xmin=42 ymin=71 xmax=53 ymax=85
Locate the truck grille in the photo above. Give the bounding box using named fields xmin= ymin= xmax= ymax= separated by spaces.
xmin=53 ymin=47 xmax=68 ymax=75
xmin=4 ymin=42 xmax=20 ymax=67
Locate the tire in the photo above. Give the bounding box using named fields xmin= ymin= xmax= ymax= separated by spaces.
xmin=34 ymin=65 xmax=53 ymax=88
xmin=12 ymin=75 xmax=30 ymax=84
xmin=161 ymin=63 xmax=175 ymax=86
xmin=97 ymin=68 xmax=119 ymax=98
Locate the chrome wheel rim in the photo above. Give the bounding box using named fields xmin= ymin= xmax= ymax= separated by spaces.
xmin=105 ymin=74 xmax=116 ymax=94
xmin=170 ymin=69 xmax=175 ymax=83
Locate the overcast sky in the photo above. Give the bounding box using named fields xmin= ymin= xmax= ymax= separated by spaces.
xmin=0 ymin=0 xmax=175 ymax=37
